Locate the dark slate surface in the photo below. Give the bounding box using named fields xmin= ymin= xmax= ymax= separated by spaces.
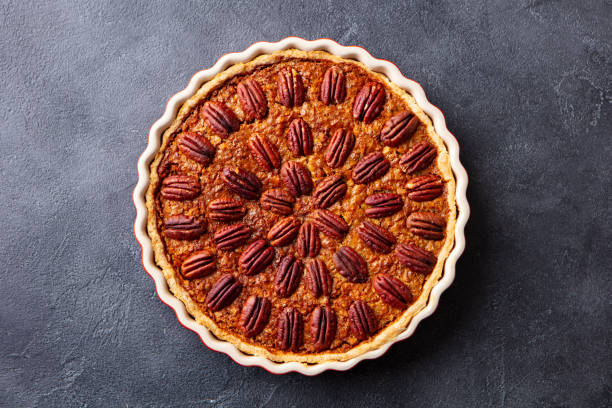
xmin=1 ymin=0 xmax=610 ymax=406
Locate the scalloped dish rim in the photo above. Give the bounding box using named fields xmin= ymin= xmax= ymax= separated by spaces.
xmin=133 ymin=37 xmax=470 ymax=375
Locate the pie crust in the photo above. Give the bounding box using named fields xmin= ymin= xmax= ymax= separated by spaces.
xmin=146 ymin=49 xmax=456 ymax=363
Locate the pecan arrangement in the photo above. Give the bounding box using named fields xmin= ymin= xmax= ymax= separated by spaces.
xmin=148 ymin=50 xmax=455 ymax=362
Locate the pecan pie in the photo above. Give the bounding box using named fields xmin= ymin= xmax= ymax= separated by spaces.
xmin=146 ymin=50 xmax=456 ymax=363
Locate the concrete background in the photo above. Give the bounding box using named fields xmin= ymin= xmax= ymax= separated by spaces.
xmin=1 ymin=0 xmax=610 ymax=406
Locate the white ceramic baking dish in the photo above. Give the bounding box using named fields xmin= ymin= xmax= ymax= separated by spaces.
xmin=133 ymin=37 xmax=469 ymax=375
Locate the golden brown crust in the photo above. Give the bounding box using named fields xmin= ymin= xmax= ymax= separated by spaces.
xmin=145 ymin=49 xmax=456 ymax=363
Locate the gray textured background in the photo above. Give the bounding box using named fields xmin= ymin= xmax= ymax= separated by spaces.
xmin=1 ymin=0 xmax=611 ymax=407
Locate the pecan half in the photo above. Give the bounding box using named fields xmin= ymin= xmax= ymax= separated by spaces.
xmin=296 ymin=222 xmax=321 ymax=258
xmin=349 ymin=300 xmax=377 ymax=340
xmin=206 ymin=274 xmax=242 ymax=311
xmin=213 ymin=222 xmax=251 ymax=250
xmin=312 ymin=174 xmax=347 ymax=208
xmin=364 ymin=193 xmax=403 ymax=218
xmin=311 ymin=306 xmax=337 ymax=351
xmin=406 ymin=174 xmax=444 ymax=201
xmin=208 ymin=198 xmax=245 ymax=222
xmin=260 ymin=189 xmax=295 ymax=215
xmin=222 ymin=167 xmax=262 ymax=200
xmin=181 ymin=250 xmax=215 ymax=279
xmin=357 ymin=221 xmax=396 ymax=253
xmin=380 ymin=111 xmax=419 ymax=147
xmin=395 ymin=242 xmax=437 ymax=274
xmin=240 ymin=296 xmax=271 ymax=337
xmin=277 ymin=68 xmax=305 ymax=107
xmin=373 ymin=273 xmax=412 ymax=309
xmin=287 ymin=118 xmax=313 ymax=157
xmin=157 ymin=149 xmax=173 ymax=178
xmin=311 ymin=209 xmax=349 ymax=240
xmin=407 ymin=212 xmax=446 ymax=240
xmin=305 ymin=259 xmax=331 ymax=298
xmin=320 ymin=66 xmax=347 ymax=105
xmin=178 ymin=132 xmax=215 ymax=166
xmin=161 ymin=175 xmax=201 ymax=201
xmin=280 ymin=161 xmax=313 ymax=197
xmin=164 ymin=215 xmax=205 ymax=240
xmin=239 ymin=239 xmax=275 ymax=275
xmin=274 ymin=255 xmax=303 ymax=298
xmin=333 ymin=246 xmax=368 ymax=283
xmin=277 ymin=307 xmax=303 ymax=352
xmin=248 ymin=134 xmax=281 ymax=171
xmin=237 ymin=78 xmax=267 ymax=121
xmin=351 ymin=151 xmax=390 ymax=184
xmin=353 ymin=82 xmax=386 ymax=123
xmin=267 ymin=217 xmax=300 ymax=247
xmin=201 ymin=101 xmax=240 ymax=137
xmin=325 ymin=128 xmax=355 ymax=168
xmin=400 ymin=141 xmax=437 ymax=174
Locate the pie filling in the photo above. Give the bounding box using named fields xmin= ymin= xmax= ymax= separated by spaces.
xmin=148 ymin=51 xmax=455 ymax=360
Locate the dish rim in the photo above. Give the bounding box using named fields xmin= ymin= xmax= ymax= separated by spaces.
xmin=133 ymin=37 xmax=470 ymax=375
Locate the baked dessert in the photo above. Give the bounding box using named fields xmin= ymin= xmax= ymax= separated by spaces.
xmin=146 ymin=49 xmax=456 ymax=363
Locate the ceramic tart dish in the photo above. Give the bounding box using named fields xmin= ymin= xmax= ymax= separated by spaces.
xmin=133 ymin=37 xmax=469 ymax=375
